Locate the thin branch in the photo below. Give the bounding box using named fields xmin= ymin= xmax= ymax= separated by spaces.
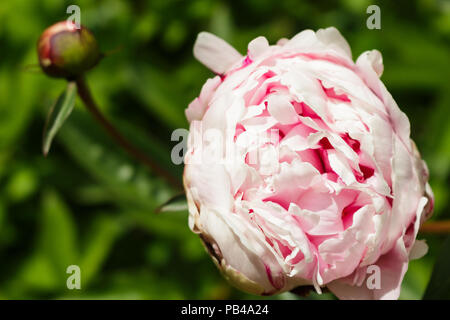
xmin=419 ymin=220 xmax=450 ymax=234
xmin=75 ymin=76 xmax=182 ymax=191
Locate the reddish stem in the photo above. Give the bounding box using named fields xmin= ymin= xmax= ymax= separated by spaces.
xmin=420 ymin=220 xmax=450 ymax=234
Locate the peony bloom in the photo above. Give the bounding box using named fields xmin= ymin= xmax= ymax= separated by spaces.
xmin=183 ymin=27 xmax=434 ymax=299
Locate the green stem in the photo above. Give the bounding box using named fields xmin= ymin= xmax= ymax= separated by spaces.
xmin=75 ymin=76 xmax=182 ymax=191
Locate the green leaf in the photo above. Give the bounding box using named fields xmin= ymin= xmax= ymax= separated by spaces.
xmin=156 ymin=192 xmax=188 ymax=213
xmin=128 ymin=65 xmax=188 ymax=130
xmin=5 ymin=166 xmax=38 ymax=202
xmin=125 ymin=210 xmax=189 ymax=239
xmin=58 ymin=111 xmax=167 ymax=211
xmin=39 ymin=190 xmax=78 ymax=280
xmin=0 ymin=70 xmax=37 ymax=150
xmin=423 ymin=236 xmax=450 ymax=299
xmin=42 ymin=81 xmax=77 ymax=156
xmin=79 ymin=214 xmax=124 ymax=287
xmin=113 ymin=118 xmax=183 ymax=178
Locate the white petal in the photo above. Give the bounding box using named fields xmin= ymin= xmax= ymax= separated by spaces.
xmin=316 ymin=27 xmax=352 ymax=59
xmin=198 ymin=207 xmax=274 ymax=293
xmin=266 ymin=94 xmax=299 ymax=125
xmin=185 ymin=76 xmax=221 ymax=122
xmin=356 ymin=50 xmax=384 ymax=77
xmin=285 ymin=28 xmax=352 ymax=60
xmin=409 ymin=239 xmax=428 ymax=260
xmin=276 ymin=38 xmax=289 ymax=46
xmin=248 ymin=36 xmax=270 ymax=60
xmin=193 ymin=32 xmax=243 ymax=74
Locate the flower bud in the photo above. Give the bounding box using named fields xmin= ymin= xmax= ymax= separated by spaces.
xmin=37 ymin=21 xmax=101 ymax=79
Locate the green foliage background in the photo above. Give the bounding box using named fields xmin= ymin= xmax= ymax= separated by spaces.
xmin=0 ymin=0 xmax=449 ymax=299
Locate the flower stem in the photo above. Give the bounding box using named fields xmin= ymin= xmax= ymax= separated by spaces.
xmin=75 ymin=76 xmax=182 ymax=190
xmin=419 ymin=220 xmax=450 ymax=234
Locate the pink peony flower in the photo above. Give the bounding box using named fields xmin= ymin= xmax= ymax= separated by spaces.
xmin=183 ymin=27 xmax=434 ymax=299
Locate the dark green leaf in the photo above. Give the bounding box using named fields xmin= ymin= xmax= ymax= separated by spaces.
xmin=39 ymin=190 xmax=78 ymax=281
xmin=79 ymin=214 xmax=124 ymax=287
xmin=155 ymin=192 xmax=188 ymax=213
xmin=58 ymin=111 xmax=166 ymax=211
xmin=42 ymin=81 xmax=77 ymax=156
xmin=423 ymin=236 xmax=450 ymax=299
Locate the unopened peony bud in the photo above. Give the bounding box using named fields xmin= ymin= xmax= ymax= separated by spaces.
xmin=37 ymin=21 xmax=101 ymax=79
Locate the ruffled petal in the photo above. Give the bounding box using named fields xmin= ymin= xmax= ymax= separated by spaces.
xmin=193 ymin=32 xmax=243 ymax=74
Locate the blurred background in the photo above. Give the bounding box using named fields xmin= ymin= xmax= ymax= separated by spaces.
xmin=0 ymin=0 xmax=449 ymax=299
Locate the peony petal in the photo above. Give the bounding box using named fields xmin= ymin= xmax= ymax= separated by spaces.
xmin=248 ymin=36 xmax=270 ymax=60
xmin=328 ymin=238 xmax=409 ymax=300
xmin=186 ymin=76 xmax=222 ymax=122
xmin=197 ymin=207 xmax=275 ymax=294
xmin=266 ymin=94 xmax=300 ymax=125
xmin=316 ymin=27 xmax=352 ymax=59
xmin=184 ymin=163 xmax=232 ymax=211
xmin=193 ymin=32 xmax=243 ymax=74
xmin=409 ymin=239 xmax=428 ymax=260
xmin=356 ymin=50 xmax=383 ymax=77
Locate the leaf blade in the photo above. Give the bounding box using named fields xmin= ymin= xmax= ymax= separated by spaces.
xmin=42 ymin=81 xmax=77 ymax=156
xmin=155 ymin=192 xmax=188 ymax=213
xmin=423 ymin=235 xmax=450 ymax=299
